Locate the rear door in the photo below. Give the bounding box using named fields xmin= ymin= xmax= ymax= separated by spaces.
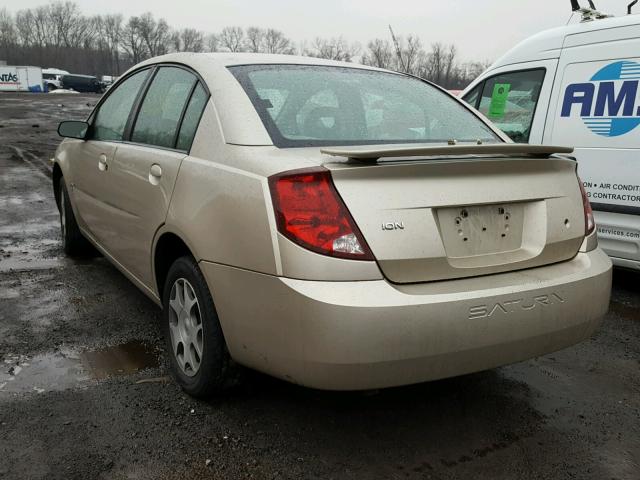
xmin=545 ymin=22 xmax=640 ymax=264
xmin=102 ymin=66 xmax=209 ymax=286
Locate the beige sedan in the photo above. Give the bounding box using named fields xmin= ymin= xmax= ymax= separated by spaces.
xmin=53 ymin=53 xmax=612 ymax=397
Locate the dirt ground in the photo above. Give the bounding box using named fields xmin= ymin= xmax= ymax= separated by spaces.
xmin=0 ymin=92 xmax=639 ymax=480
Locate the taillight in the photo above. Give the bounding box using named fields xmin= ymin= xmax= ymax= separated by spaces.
xmin=269 ymin=168 xmax=374 ymax=261
xmin=579 ymin=177 xmax=595 ymax=236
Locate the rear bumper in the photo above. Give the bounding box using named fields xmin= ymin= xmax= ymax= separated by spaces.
xmin=201 ymin=248 xmax=612 ymax=390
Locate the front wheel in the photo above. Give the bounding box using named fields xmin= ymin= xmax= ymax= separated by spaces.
xmin=162 ymin=256 xmax=235 ymax=398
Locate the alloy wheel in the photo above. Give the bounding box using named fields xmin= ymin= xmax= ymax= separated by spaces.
xmin=168 ymin=278 xmax=203 ymax=377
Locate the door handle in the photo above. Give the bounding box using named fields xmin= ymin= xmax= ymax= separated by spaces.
xmin=149 ymin=164 xmax=162 ymax=185
xmin=98 ymin=154 xmax=108 ymax=171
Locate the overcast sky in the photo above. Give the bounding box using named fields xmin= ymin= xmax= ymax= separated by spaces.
xmin=4 ymin=0 xmax=637 ymax=61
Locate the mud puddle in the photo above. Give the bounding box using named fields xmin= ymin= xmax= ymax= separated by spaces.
xmin=0 ymin=341 xmax=159 ymax=394
xmin=80 ymin=341 xmax=159 ymax=380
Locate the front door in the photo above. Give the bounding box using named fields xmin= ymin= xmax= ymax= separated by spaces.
xmin=68 ymin=68 xmax=151 ymax=249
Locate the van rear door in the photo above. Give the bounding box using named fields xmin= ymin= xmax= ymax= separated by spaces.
xmin=545 ymin=21 xmax=640 ymax=266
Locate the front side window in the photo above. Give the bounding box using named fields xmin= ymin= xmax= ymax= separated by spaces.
xmin=92 ymin=69 xmax=149 ymax=141
xmin=230 ymin=65 xmax=500 ymax=148
xmin=131 ymin=67 xmax=197 ymax=149
xmin=475 ymin=69 xmax=546 ymax=143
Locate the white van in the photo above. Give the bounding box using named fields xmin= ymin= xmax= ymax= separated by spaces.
xmin=462 ymin=10 xmax=640 ymax=271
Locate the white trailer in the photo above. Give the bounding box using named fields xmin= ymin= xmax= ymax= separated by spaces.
xmin=0 ymin=66 xmax=44 ymax=92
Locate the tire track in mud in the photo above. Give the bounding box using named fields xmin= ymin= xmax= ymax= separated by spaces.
xmin=5 ymin=145 xmax=52 ymax=181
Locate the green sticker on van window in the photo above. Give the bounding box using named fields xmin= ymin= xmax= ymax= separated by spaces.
xmin=489 ymin=83 xmax=511 ymax=118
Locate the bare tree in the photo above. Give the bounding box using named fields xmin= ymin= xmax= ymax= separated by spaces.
xmin=205 ymin=33 xmax=219 ymax=52
xmin=0 ymin=8 xmax=16 ymax=48
xmin=306 ymin=36 xmax=359 ymax=62
xmin=245 ymin=26 xmax=264 ymax=52
xmin=264 ymin=28 xmax=294 ymax=54
xmin=443 ymin=44 xmax=457 ymax=87
xmin=362 ymin=39 xmax=394 ymax=69
xmin=401 ymin=35 xmax=424 ymax=75
xmin=219 ymin=26 xmax=244 ymax=52
xmin=101 ymin=14 xmax=123 ymax=73
xmin=174 ymin=28 xmax=204 ymax=52
xmin=0 ymin=2 xmax=489 ymax=87
xmin=50 ymin=1 xmax=86 ymax=48
xmin=137 ymin=13 xmax=171 ymax=57
xmin=120 ymin=16 xmax=147 ymax=64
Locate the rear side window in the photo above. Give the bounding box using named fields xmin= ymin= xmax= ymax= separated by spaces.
xmin=131 ymin=67 xmax=197 ymax=149
xmin=230 ymin=65 xmax=499 ymax=148
xmin=176 ymin=83 xmax=208 ymax=151
xmin=92 ymin=70 xmax=149 ymax=141
xmin=474 ymin=69 xmax=545 ymax=143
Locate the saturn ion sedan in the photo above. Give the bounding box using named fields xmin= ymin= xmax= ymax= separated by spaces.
xmin=53 ymin=53 xmax=612 ymax=397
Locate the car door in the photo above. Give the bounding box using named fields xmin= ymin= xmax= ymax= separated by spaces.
xmin=66 ymin=68 xmax=151 ymax=245
xmin=101 ymin=66 xmax=209 ymax=287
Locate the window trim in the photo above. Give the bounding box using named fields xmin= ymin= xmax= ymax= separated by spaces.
xmin=464 ymin=67 xmax=547 ymax=143
xmin=172 ymin=80 xmax=200 ymax=149
xmin=175 ymin=82 xmax=208 ymax=152
xmin=124 ymin=65 xmax=159 ymax=143
xmin=87 ymin=62 xmax=211 ymax=154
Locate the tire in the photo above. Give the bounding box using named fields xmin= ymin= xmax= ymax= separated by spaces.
xmin=58 ymin=178 xmax=93 ymax=256
xmin=162 ymin=256 xmax=236 ymax=398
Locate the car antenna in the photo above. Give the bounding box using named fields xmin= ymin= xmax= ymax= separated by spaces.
xmin=629 ymin=1 xmax=638 ymax=14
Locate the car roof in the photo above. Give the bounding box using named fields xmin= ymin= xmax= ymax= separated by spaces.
xmin=63 ymin=74 xmax=97 ymax=79
xmin=492 ymin=14 xmax=640 ymax=68
xmin=123 ymin=53 xmax=404 ymax=146
xmin=135 ymin=52 xmax=387 ymax=71
xmin=43 ymin=68 xmax=69 ymax=74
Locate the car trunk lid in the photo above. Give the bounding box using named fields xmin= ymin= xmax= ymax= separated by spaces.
xmin=321 ymin=143 xmax=585 ymax=283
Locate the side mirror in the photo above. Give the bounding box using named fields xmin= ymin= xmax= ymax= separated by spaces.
xmin=58 ymin=121 xmax=89 ymax=140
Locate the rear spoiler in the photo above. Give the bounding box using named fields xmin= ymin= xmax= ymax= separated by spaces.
xmin=320 ymin=143 xmax=574 ymax=162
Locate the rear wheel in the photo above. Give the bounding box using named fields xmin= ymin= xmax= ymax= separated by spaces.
xmin=58 ymin=178 xmax=93 ymax=256
xmin=162 ymin=256 xmax=235 ymax=398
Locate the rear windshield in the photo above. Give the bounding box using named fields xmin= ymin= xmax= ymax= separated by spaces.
xmin=229 ymin=64 xmax=500 ymax=148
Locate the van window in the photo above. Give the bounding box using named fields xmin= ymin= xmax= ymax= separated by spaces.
xmin=462 ymin=84 xmax=482 ymax=110
xmin=92 ymin=70 xmax=149 ymax=141
xmin=131 ymin=67 xmax=197 ymax=149
xmin=474 ymin=69 xmax=545 ymax=143
xmin=176 ymin=83 xmax=209 ymax=151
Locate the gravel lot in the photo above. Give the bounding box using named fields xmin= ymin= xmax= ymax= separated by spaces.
xmin=0 ymin=92 xmax=639 ymax=480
